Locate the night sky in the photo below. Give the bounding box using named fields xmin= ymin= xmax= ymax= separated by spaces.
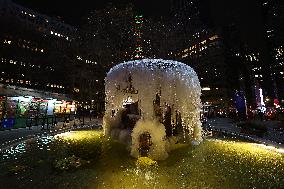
xmin=14 ymin=0 xmax=171 ymax=25
xmin=202 ymin=0 xmax=266 ymax=50
xmin=14 ymin=0 xmax=265 ymax=48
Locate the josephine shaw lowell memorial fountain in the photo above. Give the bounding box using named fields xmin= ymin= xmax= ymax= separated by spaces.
xmin=103 ymin=59 xmax=203 ymax=160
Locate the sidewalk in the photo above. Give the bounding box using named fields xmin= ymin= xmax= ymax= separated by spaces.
xmin=0 ymin=118 xmax=103 ymax=149
xmin=203 ymin=118 xmax=284 ymax=148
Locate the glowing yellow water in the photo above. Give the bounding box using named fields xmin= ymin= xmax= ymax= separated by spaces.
xmin=56 ymin=131 xmax=284 ymax=189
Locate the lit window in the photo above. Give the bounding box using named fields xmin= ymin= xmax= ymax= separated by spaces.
xmin=209 ymin=35 xmax=218 ymax=41
xmin=202 ymin=87 xmax=211 ymax=91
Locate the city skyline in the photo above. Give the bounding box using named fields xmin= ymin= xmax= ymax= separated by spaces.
xmin=13 ymin=0 xmax=270 ymax=51
xmin=1 ymin=0 xmax=284 ymax=106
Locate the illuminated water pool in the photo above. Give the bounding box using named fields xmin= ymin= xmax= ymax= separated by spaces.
xmin=0 ymin=130 xmax=283 ymax=189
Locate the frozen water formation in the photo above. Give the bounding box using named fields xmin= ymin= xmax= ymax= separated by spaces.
xmin=103 ymin=59 xmax=203 ymax=160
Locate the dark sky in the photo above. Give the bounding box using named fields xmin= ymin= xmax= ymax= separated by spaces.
xmin=14 ymin=0 xmax=265 ymax=49
xmin=14 ymin=0 xmax=171 ymax=26
xmin=201 ymin=0 xmax=266 ymax=49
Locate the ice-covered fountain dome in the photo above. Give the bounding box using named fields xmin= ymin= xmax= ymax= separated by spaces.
xmin=103 ymin=59 xmax=203 ymax=160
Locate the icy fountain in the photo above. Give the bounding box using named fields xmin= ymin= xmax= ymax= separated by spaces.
xmin=103 ymin=59 xmax=203 ymax=160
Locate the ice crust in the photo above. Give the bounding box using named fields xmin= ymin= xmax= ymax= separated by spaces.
xmin=103 ymin=59 xmax=203 ymax=159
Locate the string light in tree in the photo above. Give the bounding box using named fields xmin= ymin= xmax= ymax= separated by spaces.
xmin=133 ymin=15 xmax=144 ymax=60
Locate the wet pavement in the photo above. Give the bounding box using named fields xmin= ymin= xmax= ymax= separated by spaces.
xmin=203 ymin=118 xmax=284 ymax=148
xmin=1 ymin=117 xmax=283 ymax=151
xmin=0 ymin=118 xmax=103 ymax=149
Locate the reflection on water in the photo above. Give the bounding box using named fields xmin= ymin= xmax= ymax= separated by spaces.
xmin=37 ymin=135 xmax=54 ymax=151
xmin=0 ymin=126 xmax=100 ymax=161
xmin=1 ymin=142 xmax=26 ymax=160
xmin=0 ymin=130 xmax=283 ymax=189
xmin=0 ymin=134 xmax=55 ymax=160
